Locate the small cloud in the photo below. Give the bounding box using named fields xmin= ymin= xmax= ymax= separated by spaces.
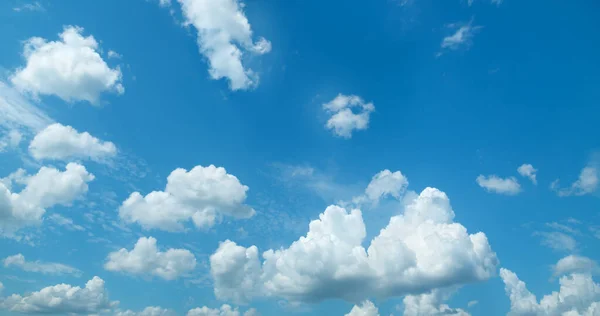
xmin=534 ymin=231 xmax=577 ymax=252
xmin=517 ymin=164 xmax=538 ymax=185
xmin=476 ymin=174 xmax=521 ymax=195
xmin=551 ymin=165 xmax=598 ymax=197
xmin=439 ymin=19 xmax=482 ymax=54
xmin=48 ymin=214 xmax=85 ymax=232
xmin=545 ymin=222 xmax=580 ymax=236
xmin=13 ymin=1 xmax=44 ymax=12
xmin=552 ymin=255 xmax=599 ymax=278
xmin=322 ymin=94 xmax=375 ymax=139
xmin=467 ymin=300 xmax=479 ymax=308
xmin=107 ymin=50 xmax=122 ymax=59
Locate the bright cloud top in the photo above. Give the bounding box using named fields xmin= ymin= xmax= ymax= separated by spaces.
xmin=476 ymin=174 xmax=521 ymax=195
xmin=0 ymin=163 xmax=94 ymax=238
xmin=104 ymin=236 xmax=196 ymax=280
xmin=323 ymin=94 xmax=375 ymax=139
xmin=115 ymin=306 xmax=175 ymax=316
xmin=29 ymin=123 xmax=117 ymax=162
xmin=3 ymin=253 xmax=81 ymax=276
xmin=209 ymin=176 xmax=498 ymax=304
xmin=0 ymin=276 xmax=118 ymax=314
xmin=119 ymin=164 xmax=255 ymax=232
xmin=11 ymin=25 xmax=124 ymax=103
xmin=553 ymin=255 xmax=600 ymax=278
xmin=500 ymin=267 xmax=600 ymax=315
xmin=402 ymin=288 xmax=470 ymax=316
xmin=517 ymin=164 xmax=538 ymax=185
xmin=345 ymin=300 xmax=379 ymax=316
xmin=176 ymin=0 xmax=271 ymax=90
xmin=187 ymin=304 xmax=258 ymax=316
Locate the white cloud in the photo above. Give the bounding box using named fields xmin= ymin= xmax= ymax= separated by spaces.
xmin=210 ymin=185 xmax=498 ymax=304
xmin=13 ymin=2 xmax=44 ymax=12
xmin=403 ymin=289 xmax=470 ymax=316
xmin=467 ymin=300 xmax=478 ymax=308
xmin=0 ymin=163 xmax=94 ymax=238
xmin=535 ymin=231 xmax=577 ymax=252
xmin=364 ymin=169 xmax=408 ymax=202
xmin=115 ymin=306 xmax=175 ymax=316
xmin=345 ymin=300 xmax=379 ymax=316
xmin=552 ymin=166 xmax=599 ymax=197
xmin=440 ymin=21 xmax=481 ymax=52
xmin=500 ymin=268 xmax=600 ymax=315
xmin=29 ymin=123 xmax=117 ymax=162
xmin=476 ymin=175 xmax=521 ymax=195
xmin=553 ymin=255 xmax=600 ymax=278
xmin=517 ymin=164 xmax=537 ymax=185
xmin=11 ymin=26 xmax=124 ymax=103
xmin=3 ymin=254 xmax=81 ymax=276
xmin=187 ymin=304 xmax=258 ymax=316
xmin=48 ymin=213 xmax=85 ymax=231
xmin=176 ymin=0 xmax=271 ymax=90
xmin=0 ymin=276 xmax=118 ymax=314
xmin=105 ymin=236 xmax=196 ymax=280
xmin=119 ymin=165 xmax=255 ymax=232
xmin=108 ymin=50 xmax=122 ymax=59
xmin=323 ymin=94 xmax=375 ymax=138
xmin=0 ymin=82 xmax=53 ymax=133
xmin=0 ymin=130 xmax=22 ymax=152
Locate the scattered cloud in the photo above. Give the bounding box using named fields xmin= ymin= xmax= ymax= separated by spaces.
xmin=47 ymin=213 xmax=85 ymax=231
xmin=534 ymin=231 xmax=577 ymax=252
xmin=439 ymin=20 xmax=481 ymax=55
xmin=345 ymin=300 xmax=379 ymax=316
xmin=119 ymin=165 xmax=255 ymax=232
xmin=517 ymin=164 xmax=537 ymax=185
xmin=553 ymin=255 xmax=600 ymax=278
xmin=545 ymin=222 xmax=580 ymax=236
xmin=105 ymin=236 xmax=196 ymax=280
xmin=323 ymin=94 xmax=375 ymax=139
xmin=0 ymin=163 xmax=94 ymax=238
xmin=13 ymin=2 xmax=45 ymax=12
xmin=403 ymin=288 xmax=470 ymax=316
xmin=115 ymin=306 xmax=175 ymax=316
xmin=29 ymin=123 xmax=117 ymax=163
xmin=209 ymin=185 xmax=498 ymax=304
xmin=187 ymin=304 xmax=258 ymax=316
xmin=500 ymin=267 xmax=600 ymax=315
xmin=107 ymin=50 xmax=122 ymax=59
xmin=3 ymin=254 xmax=81 ymax=276
xmin=11 ymin=26 xmax=124 ymax=104
xmin=467 ymin=300 xmax=478 ymax=308
xmin=0 ymin=276 xmax=118 ymax=314
xmin=552 ymin=165 xmax=599 ymax=197
xmin=175 ymin=0 xmax=271 ymax=90
xmin=476 ymin=175 xmax=521 ymax=195
xmin=0 ymin=130 xmax=22 ymax=152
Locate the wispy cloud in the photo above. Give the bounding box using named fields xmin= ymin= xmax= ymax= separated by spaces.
xmin=534 ymin=231 xmax=577 ymax=252
xmin=551 ymin=165 xmax=598 ymax=197
xmin=13 ymin=1 xmax=45 ymax=12
xmin=438 ymin=19 xmax=482 ymax=56
xmin=3 ymin=254 xmax=81 ymax=276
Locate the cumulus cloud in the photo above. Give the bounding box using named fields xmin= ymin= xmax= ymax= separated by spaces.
xmin=11 ymin=26 xmax=124 ymax=103
xmin=403 ymin=289 xmax=470 ymax=316
xmin=3 ymin=254 xmax=81 ymax=276
xmin=517 ymin=164 xmax=538 ymax=185
xmin=187 ymin=304 xmax=258 ymax=316
xmin=553 ymin=255 xmax=600 ymax=278
xmin=0 ymin=276 xmax=118 ymax=314
xmin=476 ymin=175 xmax=521 ymax=195
xmin=323 ymin=94 xmax=375 ymax=139
xmin=0 ymin=163 xmax=94 ymax=238
xmin=209 ymin=183 xmax=498 ymax=304
xmin=105 ymin=236 xmax=196 ymax=280
xmin=115 ymin=306 xmax=175 ymax=316
xmin=176 ymin=0 xmax=271 ymax=90
xmin=345 ymin=300 xmax=379 ymax=316
xmin=500 ymin=268 xmax=600 ymax=315
xmin=440 ymin=20 xmax=481 ymax=52
xmin=364 ymin=170 xmax=408 ymax=202
xmin=29 ymin=123 xmax=117 ymax=162
xmin=119 ymin=165 xmax=255 ymax=232
xmin=552 ymin=165 xmax=599 ymax=197
xmin=0 ymin=130 xmax=22 ymax=152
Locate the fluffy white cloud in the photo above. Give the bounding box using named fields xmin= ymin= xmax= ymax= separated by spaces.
xmin=0 ymin=163 xmax=94 ymax=237
xmin=517 ymin=164 xmax=538 ymax=185
xmin=119 ymin=165 xmax=255 ymax=232
xmin=187 ymin=304 xmax=258 ymax=316
xmin=364 ymin=170 xmax=408 ymax=202
xmin=115 ymin=306 xmax=175 ymax=316
xmin=0 ymin=130 xmax=22 ymax=152
xmin=210 ymin=185 xmax=498 ymax=304
xmin=553 ymin=255 xmax=600 ymax=278
xmin=323 ymin=94 xmax=375 ymax=139
xmin=552 ymin=166 xmax=599 ymax=197
xmin=29 ymin=123 xmax=117 ymax=162
xmin=176 ymin=0 xmax=271 ymax=90
xmin=345 ymin=300 xmax=379 ymax=316
xmin=11 ymin=26 xmax=124 ymax=103
xmin=440 ymin=21 xmax=481 ymax=52
xmin=0 ymin=276 xmax=118 ymax=314
xmin=104 ymin=236 xmax=196 ymax=280
xmin=403 ymin=289 xmax=470 ymax=316
xmin=3 ymin=254 xmax=81 ymax=276
xmin=500 ymin=268 xmax=600 ymax=315
xmin=476 ymin=175 xmax=521 ymax=195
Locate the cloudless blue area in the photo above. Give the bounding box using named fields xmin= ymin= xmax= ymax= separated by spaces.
xmin=0 ymin=0 xmax=599 ymax=315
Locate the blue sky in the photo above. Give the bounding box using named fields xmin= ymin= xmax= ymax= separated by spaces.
xmin=0 ymin=0 xmax=599 ymax=315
